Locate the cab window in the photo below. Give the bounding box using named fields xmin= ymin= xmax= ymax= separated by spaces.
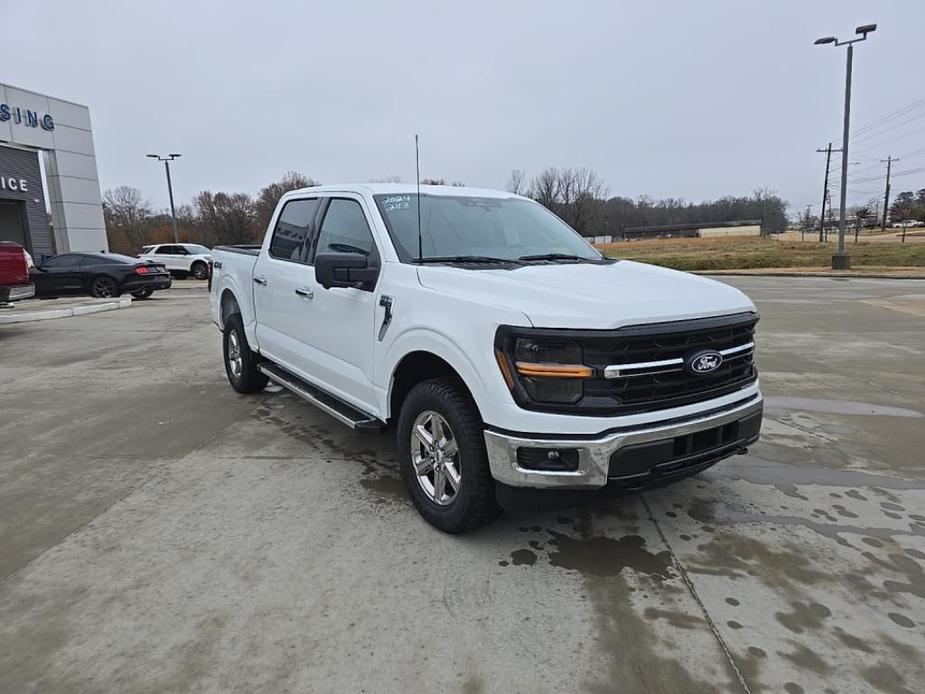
xmin=312 ymin=199 xmax=376 ymax=261
xmin=269 ymin=198 xmax=319 ymax=262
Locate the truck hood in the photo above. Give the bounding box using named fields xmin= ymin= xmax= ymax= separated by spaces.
xmin=416 ymin=260 xmax=755 ymax=329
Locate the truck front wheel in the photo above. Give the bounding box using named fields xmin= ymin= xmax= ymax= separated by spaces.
xmin=397 ymin=378 xmax=500 ymax=533
xmin=223 ymin=313 xmax=268 ymax=394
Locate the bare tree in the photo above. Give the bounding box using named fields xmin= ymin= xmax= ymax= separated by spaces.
xmin=566 ymin=168 xmax=608 ymax=235
xmin=194 ymin=191 xmax=258 ymax=245
xmin=103 ymin=186 xmax=153 ymax=250
xmin=505 ymin=169 xmax=527 ymax=195
xmin=529 ymin=168 xmax=559 ymax=210
xmin=526 ymin=167 xmax=607 ymax=235
xmin=255 ymin=171 xmax=318 ymax=236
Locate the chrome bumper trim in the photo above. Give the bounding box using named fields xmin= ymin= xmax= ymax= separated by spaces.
xmin=7 ymin=284 xmax=35 ymax=301
xmin=484 ymin=393 xmax=762 ymax=489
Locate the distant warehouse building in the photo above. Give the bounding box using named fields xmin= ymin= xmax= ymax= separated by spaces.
xmin=623 ymin=220 xmax=763 ymax=240
xmin=0 ymin=82 xmax=107 ymax=258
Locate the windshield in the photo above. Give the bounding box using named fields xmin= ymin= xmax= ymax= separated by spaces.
xmin=373 ymin=194 xmax=603 ymax=263
xmin=183 ymin=244 xmax=211 ymax=254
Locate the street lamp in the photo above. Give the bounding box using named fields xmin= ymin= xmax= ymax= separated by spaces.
xmin=814 ymin=23 xmax=876 ymax=269
xmin=146 ymin=153 xmax=182 ymax=243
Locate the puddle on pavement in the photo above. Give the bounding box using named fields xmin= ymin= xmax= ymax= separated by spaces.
xmin=545 ymin=531 xmax=674 ymax=579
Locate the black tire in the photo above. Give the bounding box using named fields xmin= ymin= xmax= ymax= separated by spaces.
xmin=397 ymin=377 xmax=501 ymax=533
xmin=223 ymin=313 xmax=268 ymax=394
xmin=131 ymin=289 xmax=154 ymax=299
xmin=191 ymin=261 xmax=208 ymax=280
xmin=90 ymin=275 xmax=121 ymax=298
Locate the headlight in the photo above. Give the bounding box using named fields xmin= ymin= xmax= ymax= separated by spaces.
xmin=514 ymin=339 xmax=582 ymax=366
xmin=510 ymin=338 xmax=591 ymax=404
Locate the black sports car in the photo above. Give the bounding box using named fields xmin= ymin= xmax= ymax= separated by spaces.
xmin=30 ymin=252 xmax=172 ymax=299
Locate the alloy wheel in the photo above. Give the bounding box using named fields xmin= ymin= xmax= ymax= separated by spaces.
xmin=92 ymin=277 xmax=117 ymax=298
xmin=227 ymin=330 xmax=243 ymax=379
xmin=410 ymin=410 xmax=461 ymax=506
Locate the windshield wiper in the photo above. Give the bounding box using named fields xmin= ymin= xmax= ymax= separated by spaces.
xmin=414 ymin=255 xmax=523 ymax=265
xmin=517 ymin=253 xmax=597 ymax=263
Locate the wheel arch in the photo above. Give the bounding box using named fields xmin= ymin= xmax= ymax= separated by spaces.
xmin=388 ymin=350 xmax=479 ymax=424
xmin=219 ymin=288 xmax=241 ymax=328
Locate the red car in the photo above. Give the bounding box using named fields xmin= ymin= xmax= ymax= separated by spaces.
xmin=0 ymin=242 xmax=34 ymax=304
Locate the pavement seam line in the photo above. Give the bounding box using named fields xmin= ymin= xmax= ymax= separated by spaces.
xmin=0 ymin=460 xmax=173 ymax=586
xmin=642 ymin=495 xmax=752 ymax=694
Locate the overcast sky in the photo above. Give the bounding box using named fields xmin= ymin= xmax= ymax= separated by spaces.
xmin=6 ymin=0 xmax=925 ymax=216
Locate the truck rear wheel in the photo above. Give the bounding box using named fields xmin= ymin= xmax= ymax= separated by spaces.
xmin=223 ymin=313 xmax=268 ymax=394
xmin=397 ymin=378 xmax=500 ymax=533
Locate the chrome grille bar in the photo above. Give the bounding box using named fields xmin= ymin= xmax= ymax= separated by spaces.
xmin=603 ymin=341 xmax=755 ymax=379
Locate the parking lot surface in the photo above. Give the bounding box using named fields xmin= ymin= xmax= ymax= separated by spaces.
xmin=1 ymin=277 xmax=923 ymax=694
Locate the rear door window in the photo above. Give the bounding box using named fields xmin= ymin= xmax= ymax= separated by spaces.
xmin=269 ymin=198 xmax=320 ymax=262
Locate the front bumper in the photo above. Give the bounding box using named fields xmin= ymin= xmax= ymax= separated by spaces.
xmin=484 ymin=393 xmax=762 ymax=489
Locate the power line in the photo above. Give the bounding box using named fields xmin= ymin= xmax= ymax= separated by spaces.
xmin=854 ymin=123 xmax=925 ymax=154
xmin=828 ymin=95 xmax=925 ymax=143
xmin=852 ymin=111 xmax=925 ymax=146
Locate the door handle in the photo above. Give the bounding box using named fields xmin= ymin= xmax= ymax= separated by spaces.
xmin=294 ymin=287 xmax=314 ymax=299
xmin=253 ymin=275 xmax=268 ymax=286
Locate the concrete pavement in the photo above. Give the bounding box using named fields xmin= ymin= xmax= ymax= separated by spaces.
xmin=0 ymin=279 xmax=923 ymax=693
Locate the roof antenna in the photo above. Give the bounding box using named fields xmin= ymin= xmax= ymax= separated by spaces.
xmin=415 ymin=134 xmax=422 ymax=262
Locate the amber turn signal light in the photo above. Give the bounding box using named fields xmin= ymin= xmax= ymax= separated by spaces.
xmin=514 ymin=362 xmax=593 ymax=379
xmin=495 ymin=349 xmax=515 ymax=389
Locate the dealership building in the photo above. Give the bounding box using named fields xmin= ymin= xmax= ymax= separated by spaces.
xmin=0 ymin=82 xmax=107 ymax=258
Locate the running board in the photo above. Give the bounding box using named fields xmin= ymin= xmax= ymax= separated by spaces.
xmin=259 ymin=363 xmax=384 ymax=434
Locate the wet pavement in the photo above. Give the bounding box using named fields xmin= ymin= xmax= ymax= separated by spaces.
xmin=0 ymin=277 xmax=923 ymax=693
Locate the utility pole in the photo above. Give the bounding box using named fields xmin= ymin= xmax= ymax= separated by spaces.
xmin=815 ymin=23 xmax=877 ymax=269
xmin=803 ymin=204 xmax=811 ymax=241
xmin=880 ymin=155 xmax=896 ymax=232
xmin=816 ymin=143 xmax=837 ymax=242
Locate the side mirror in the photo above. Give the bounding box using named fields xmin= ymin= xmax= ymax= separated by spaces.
xmin=315 ymin=252 xmax=378 ymax=291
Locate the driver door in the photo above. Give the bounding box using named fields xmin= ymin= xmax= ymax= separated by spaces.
xmin=297 ymin=196 xmax=380 ymax=411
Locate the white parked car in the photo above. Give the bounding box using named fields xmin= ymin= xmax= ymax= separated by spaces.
xmin=210 ymin=184 xmax=762 ymax=532
xmin=139 ymin=243 xmax=211 ymax=279
xmin=891 ymin=220 xmax=924 ymax=229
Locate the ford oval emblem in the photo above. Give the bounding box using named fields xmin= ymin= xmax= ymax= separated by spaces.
xmin=687 ymin=350 xmax=723 ymax=375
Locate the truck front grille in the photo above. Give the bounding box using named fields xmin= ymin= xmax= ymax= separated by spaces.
xmin=577 ymin=313 xmax=758 ymax=415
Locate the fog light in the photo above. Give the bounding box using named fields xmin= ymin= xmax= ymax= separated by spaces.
xmin=516 ymin=447 xmax=580 ymax=472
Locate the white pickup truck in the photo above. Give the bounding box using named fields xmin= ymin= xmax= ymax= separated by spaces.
xmin=210 ymin=184 xmax=762 ymax=532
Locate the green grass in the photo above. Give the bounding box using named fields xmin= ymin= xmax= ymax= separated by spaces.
xmin=597 ymin=237 xmax=925 ymax=271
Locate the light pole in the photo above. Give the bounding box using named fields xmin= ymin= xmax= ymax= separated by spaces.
xmin=814 ymin=23 xmax=876 ymax=270
xmin=146 ymin=153 xmax=182 ymax=243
